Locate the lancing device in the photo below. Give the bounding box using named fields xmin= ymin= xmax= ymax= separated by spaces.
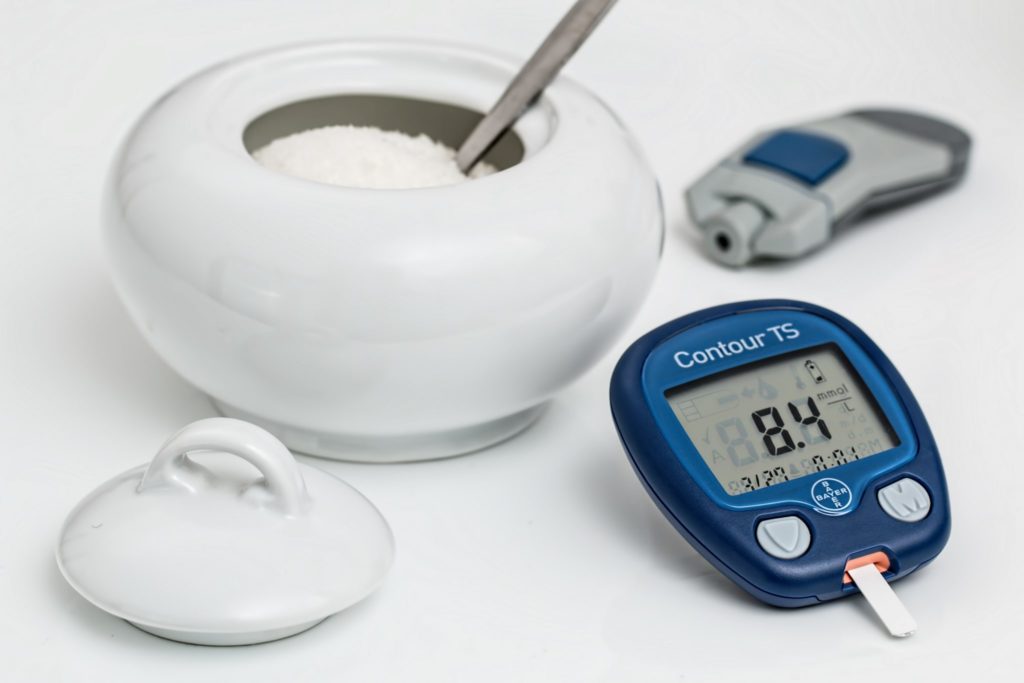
xmin=686 ymin=109 xmax=971 ymax=266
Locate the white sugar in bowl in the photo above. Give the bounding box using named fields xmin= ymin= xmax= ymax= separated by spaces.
xmin=104 ymin=40 xmax=664 ymax=462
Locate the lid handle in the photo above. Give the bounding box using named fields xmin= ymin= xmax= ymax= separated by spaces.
xmin=138 ymin=418 xmax=309 ymax=516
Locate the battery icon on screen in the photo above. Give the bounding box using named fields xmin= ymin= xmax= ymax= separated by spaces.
xmin=805 ymin=360 xmax=826 ymax=384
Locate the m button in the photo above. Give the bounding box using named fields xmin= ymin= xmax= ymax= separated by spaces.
xmin=878 ymin=478 xmax=931 ymax=522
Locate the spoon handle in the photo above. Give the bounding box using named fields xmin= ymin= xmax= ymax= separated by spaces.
xmin=455 ymin=0 xmax=619 ymax=172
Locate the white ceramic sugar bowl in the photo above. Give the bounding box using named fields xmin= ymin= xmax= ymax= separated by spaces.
xmin=104 ymin=40 xmax=663 ymax=462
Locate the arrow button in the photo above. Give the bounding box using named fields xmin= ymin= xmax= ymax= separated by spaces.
xmin=756 ymin=516 xmax=811 ymax=560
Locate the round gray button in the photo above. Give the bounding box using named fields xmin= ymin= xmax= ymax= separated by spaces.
xmin=878 ymin=478 xmax=931 ymax=522
xmin=756 ymin=516 xmax=811 ymax=560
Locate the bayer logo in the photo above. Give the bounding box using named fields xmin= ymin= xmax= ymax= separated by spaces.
xmin=811 ymin=478 xmax=853 ymax=514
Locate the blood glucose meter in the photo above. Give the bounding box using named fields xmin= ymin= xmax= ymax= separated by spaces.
xmin=610 ymin=300 xmax=950 ymax=635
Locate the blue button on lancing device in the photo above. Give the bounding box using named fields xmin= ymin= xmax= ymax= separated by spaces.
xmin=742 ymin=130 xmax=849 ymax=185
xmin=610 ymin=300 xmax=950 ymax=635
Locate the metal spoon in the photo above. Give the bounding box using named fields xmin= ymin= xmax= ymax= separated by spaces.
xmin=455 ymin=0 xmax=619 ymax=173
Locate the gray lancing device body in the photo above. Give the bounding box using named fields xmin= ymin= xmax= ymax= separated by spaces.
xmin=686 ymin=109 xmax=970 ymax=266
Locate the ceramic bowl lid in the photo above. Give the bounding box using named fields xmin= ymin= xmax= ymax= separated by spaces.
xmin=56 ymin=418 xmax=394 ymax=646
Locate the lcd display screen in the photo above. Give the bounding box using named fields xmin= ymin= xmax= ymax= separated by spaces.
xmin=665 ymin=344 xmax=899 ymax=496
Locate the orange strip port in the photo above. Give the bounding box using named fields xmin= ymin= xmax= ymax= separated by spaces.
xmin=843 ymin=551 xmax=891 ymax=584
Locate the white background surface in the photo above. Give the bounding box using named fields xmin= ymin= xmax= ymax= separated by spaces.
xmin=2 ymin=1 xmax=1022 ymax=680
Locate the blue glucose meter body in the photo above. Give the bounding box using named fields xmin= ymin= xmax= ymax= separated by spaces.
xmin=610 ymin=300 xmax=950 ymax=607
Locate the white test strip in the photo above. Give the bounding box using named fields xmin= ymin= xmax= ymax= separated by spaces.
xmin=848 ymin=563 xmax=918 ymax=637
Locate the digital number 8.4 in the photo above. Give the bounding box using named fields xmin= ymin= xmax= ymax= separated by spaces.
xmin=752 ymin=397 xmax=830 ymax=456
